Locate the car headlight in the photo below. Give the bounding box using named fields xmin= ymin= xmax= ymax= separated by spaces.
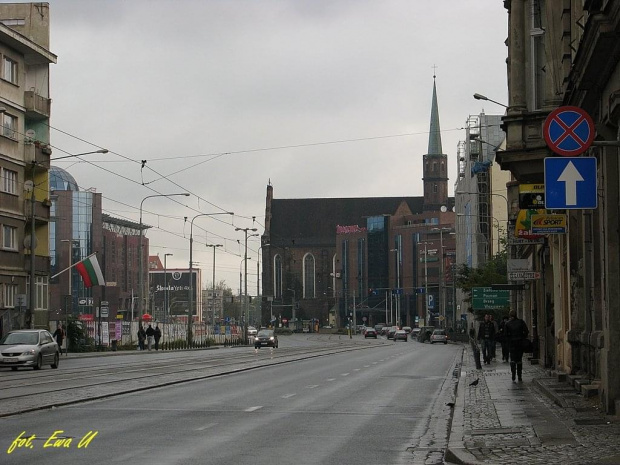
xmin=269 ymin=337 xmax=274 ymax=341
xmin=22 ymin=349 xmax=36 ymax=356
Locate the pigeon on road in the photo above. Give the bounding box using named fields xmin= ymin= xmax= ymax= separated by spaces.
xmin=446 ymin=402 xmax=455 ymax=408
xmin=469 ymin=378 xmax=480 ymax=386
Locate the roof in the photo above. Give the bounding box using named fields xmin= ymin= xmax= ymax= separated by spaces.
xmin=268 ymin=196 xmax=425 ymax=247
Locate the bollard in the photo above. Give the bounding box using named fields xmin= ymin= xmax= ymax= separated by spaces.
xmin=471 ymin=339 xmax=482 ymax=370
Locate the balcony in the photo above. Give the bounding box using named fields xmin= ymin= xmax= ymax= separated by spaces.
xmin=24 ymin=142 xmax=52 ymax=170
xmin=24 ymin=90 xmax=51 ymax=120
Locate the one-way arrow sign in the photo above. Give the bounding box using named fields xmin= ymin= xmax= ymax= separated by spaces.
xmin=544 ymin=157 xmax=597 ymax=209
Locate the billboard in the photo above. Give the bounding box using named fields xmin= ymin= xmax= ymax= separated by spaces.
xmin=149 ymin=269 xmax=202 ymax=322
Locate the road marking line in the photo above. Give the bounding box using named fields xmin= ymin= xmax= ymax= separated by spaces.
xmin=196 ymin=423 xmax=218 ymax=431
xmin=372 ymin=362 xmax=378 ymax=365
xmin=245 ymin=406 xmax=263 ymax=412
xmin=341 ymin=373 xmax=350 ymax=377
xmin=282 ymin=393 xmax=296 ymax=399
xmin=327 ymin=378 xmax=336 ymax=382
xmin=363 ymin=365 xmax=370 ymax=368
xmin=354 ymin=368 xmax=360 ymax=371
xmin=306 ymin=385 xmax=319 ymax=389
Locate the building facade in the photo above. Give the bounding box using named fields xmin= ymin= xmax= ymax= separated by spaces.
xmin=0 ymin=3 xmax=56 ymax=335
xmin=497 ymin=0 xmax=620 ymax=414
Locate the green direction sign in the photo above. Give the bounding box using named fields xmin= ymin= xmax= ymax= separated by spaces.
xmin=472 ymin=287 xmax=510 ymax=310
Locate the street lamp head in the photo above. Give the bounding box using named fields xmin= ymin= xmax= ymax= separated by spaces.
xmin=473 ymin=93 xmax=488 ymax=101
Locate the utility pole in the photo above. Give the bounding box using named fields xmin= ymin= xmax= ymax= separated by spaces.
xmin=236 ymin=227 xmax=257 ymax=344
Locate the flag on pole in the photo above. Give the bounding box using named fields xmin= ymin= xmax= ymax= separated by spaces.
xmin=76 ymin=255 xmax=106 ymax=287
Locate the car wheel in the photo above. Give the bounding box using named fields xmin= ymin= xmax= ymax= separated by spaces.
xmin=51 ymin=353 xmax=59 ymax=369
xmin=34 ymin=354 xmax=42 ymax=370
xmin=444 ymin=341 xmax=447 ymax=345
xmin=11 ymin=367 xmax=18 ymax=371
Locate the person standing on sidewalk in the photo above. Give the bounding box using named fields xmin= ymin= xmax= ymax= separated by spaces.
xmin=478 ymin=314 xmax=496 ymax=365
xmin=145 ymin=324 xmax=155 ymax=351
xmin=53 ymin=324 xmax=65 ymax=354
xmin=138 ymin=325 xmax=146 ymax=351
xmin=505 ymin=310 xmax=529 ymax=382
xmin=154 ymin=325 xmax=161 ymax=350
xmin=498 ymin=316 xmax=510 ymax=362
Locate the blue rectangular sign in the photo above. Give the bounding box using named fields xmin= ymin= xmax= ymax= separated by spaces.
xmin=544 ymin=157 xmax=597 ymax=209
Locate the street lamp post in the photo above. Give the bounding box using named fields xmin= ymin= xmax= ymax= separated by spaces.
xmin=60 ymin=239 xmax=72 ymax=355
xmin=139 ymin=193 xmax=189 ymax=327
xmin=236 ymin=227 xmax=258 ymax=344
xmin=164 ymin=253 xmax=173 ymax=323
xmin=188 ymin=212 xmax=233 ymax=345
xmin=389 ymin=247 xmax=401 ymax=326
xmin=431 ymin=228 xmax=453 ymax=328
xmin=287 ymin=288 xmax=296 ymax=330
xmin=26 ymin=149 xmax=108 ymax=329
xmin=206 ymin=244 xmax=222 ymax=336
xmin=473 ymin=93 xmax=508 ymax=108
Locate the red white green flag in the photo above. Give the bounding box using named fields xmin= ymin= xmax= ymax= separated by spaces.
xmin=76 ymin=255 xmax=105 ymax=287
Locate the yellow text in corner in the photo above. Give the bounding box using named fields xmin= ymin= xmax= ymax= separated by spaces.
xmin=7 ymin=430 xmax=99 ymax=453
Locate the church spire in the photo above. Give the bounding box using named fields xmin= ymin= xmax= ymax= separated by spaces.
xmin=427 ymin=74 xmax=443 ymax=155
xmin=422 ymin=72 xmax=449 ymax=212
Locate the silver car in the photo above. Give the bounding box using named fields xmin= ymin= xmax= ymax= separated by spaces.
xmin=0 ymin=329 xmax=60 ymax=371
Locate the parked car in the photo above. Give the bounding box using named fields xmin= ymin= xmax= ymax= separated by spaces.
xmin=364 ymin=328 xmax=378 ymax=338
xmin=247 ymin=326 xmax=258 ymax=337
xmin=0 ymin=329 xmax=60 ymax=371
xmin=430 ymin=329 xmax=448 ymax=344
xmin=411 ymin=328 xmax=421 ymax=339
xmin=393 ymin=329 xmax=408 ymax=342
xmin=402 ymin=326 xmax=412 ymax=334
xmin=254 ymin=329 xmax=278 ymax=349
xmin=374 ymin=324 xmax=385 ymax=333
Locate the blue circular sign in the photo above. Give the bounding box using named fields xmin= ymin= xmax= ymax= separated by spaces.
xmin=543 ymin=106 xmax=595 ymax=156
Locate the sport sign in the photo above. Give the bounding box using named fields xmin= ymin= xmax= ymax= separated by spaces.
xmin=543 ymin=106 xmax=595 ymax=156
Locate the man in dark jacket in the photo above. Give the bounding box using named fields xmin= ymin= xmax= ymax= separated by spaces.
xmin=505 ymin=310 xmax=529 ymax=382
xmin=145 ymin=324 xmax=155 ymax=351
xmin=478 ymin=314 xmax=496 ymax=365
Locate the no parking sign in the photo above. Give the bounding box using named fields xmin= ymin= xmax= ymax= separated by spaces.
xmin=543 ymin=106 xmax=595 ymax=156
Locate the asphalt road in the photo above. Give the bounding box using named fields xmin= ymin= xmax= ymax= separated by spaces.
xmin=1 ymin=335 xmax=461 ymax=465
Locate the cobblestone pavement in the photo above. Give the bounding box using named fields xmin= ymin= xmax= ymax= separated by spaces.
xmin=445 ymin=345 xmax=620 ymax=465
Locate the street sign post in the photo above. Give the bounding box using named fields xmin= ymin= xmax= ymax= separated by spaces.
xmin=544 ymin=157 xmax=597 ymax=209
xmin=543 ymin=106 xmax=595 ymax=156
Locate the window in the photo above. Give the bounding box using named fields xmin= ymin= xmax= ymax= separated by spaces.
xmin=274 ymin=254 xmax=282 ymax=299
xmin=2 ymin=224 xmax=17 ymax=250
xmin=35 ymin=276 xmax=48 ymax=310
xmin=303 ymin=253 xmax=315 ymax=299
xmin=2 ymin=56 xmax=17 ymax=84
xmin=2 ymin=113 xmax=17 ymax=139
xmin=1 ymin=168 xmax=17 ymax=194
xmin=2 ymin=284 xmax=18 ymax=308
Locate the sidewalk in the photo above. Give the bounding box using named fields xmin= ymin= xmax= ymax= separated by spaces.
xmin=446 ymin=345 xmax=620 ymax=465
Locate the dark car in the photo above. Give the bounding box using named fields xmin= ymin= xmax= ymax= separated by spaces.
xmin=0 ymin=329 xmax=60 ymax=370
xmin=393 ymin=329 xmax=408 ymax=342
xmin=364 ymin=328 xmax=378 ymax=338
xmin=387 ymin=326 xmax=399 ymax=339
xmin=254 ymin=329 xmax=278 ymax=349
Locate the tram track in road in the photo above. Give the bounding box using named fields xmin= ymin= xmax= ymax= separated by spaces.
xmin=0 ymin=342 xmax=388 ymax=418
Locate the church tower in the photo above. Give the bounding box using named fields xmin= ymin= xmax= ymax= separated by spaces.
xmin=423 ymin=75 xmax=449 ymax=211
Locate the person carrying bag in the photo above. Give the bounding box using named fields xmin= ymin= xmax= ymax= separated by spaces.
xmin=504 ymin=310 xmax=529 ymax=382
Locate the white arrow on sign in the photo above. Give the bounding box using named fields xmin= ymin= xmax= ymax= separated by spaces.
xmin=557 ymin=161 xmax=584 ymax=206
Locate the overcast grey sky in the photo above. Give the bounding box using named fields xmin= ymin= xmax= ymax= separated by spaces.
xmin=44 ymin=0 xmax=508 ymax=290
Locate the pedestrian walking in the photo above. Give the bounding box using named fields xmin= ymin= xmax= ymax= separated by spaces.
xmin=477 ymin=314 xmax=496 ymax=365
xmin=53 ymin=324 xmax=65 ymax=353
xmin=146 ymin=324 xmax=155 ymax=351
xmin=490 ymin=315 xmax=498 ymax=360
xmin=505 ymin=310 xmax=529 ymax=382
xmin=138 ymin=325 xmax=146 ymax=351
xmin=154 ymin=325 xmax=161 ymax=350
xmin=498 ymin=316 xmax=510 ymax=362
